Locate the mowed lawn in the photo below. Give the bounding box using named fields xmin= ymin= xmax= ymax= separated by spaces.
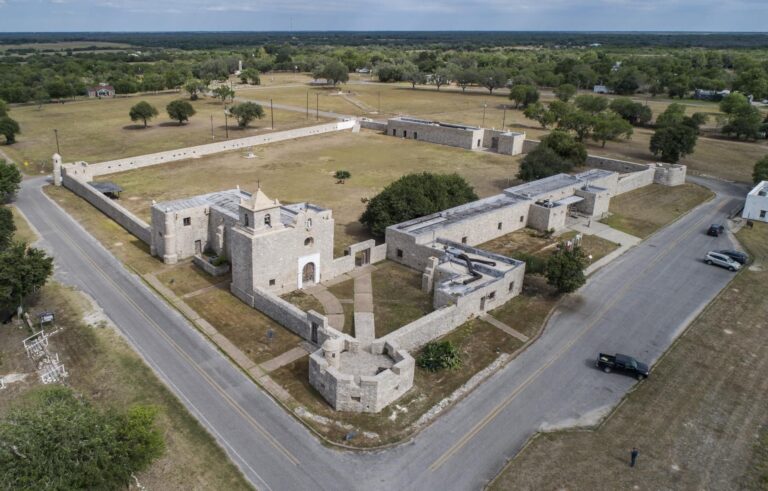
xmin=4 ymin=91 xmax=329 ymax=168
xmin=96 ymin=130 xmax=521 ymax=255
xmin=491 ymin=221 xmax=768 ymax=490
xmin=601 ymin=183 xmax=714 ymax=238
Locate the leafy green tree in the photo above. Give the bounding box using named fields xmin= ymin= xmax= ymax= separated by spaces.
xmin=753 ymin=156 xmax=768 ymax=183
xmin=360 ymin=173 xmax=478 ymax=238
xmin=111 ymin=77 xmax=139 ymax=95
xmin=166 ymin=100 xmax=196 ymax=125
xmin=239 ymin=68 xmax=261 ymax=85
xmin=32 ymin=88 xmax=50 ymax=110
xmin=548 ymin=100 xmax=573 ymax=125
xmin=655 ymin=103 xmax=687 ymax=127
xmin=314 ymin=60 xmax=349 ymax=86
xmin=523 ymin=102 xmax=556 ymax=128
xmin=334 ymin=170 xmax=351 ymax=181
xmin=0 ymin=159 xmax=22 ymax=201
xmin=539 ymin=130 xmax=587 ymax=165
xmin=546 ymin=245 xmax=587 ymax=293
xmin=0 ymin=386 xmax=163 ymax=490
xmin=609 ymin=67 xmax=644 ymax=95
xmin=404 ymin=68 xmax=427 ymax=89
xmin=574 ymin=94 xmax=608 ymax=114
xmin=229 ymin=102 xmax=265 ymax=128
xmin=560 ymin=109 xmax=595 ymax=142
xmin=164 ymin=71 xmax=186 ymax=91
xmin=432 ymin=67 xmax=452 ymax=91
xmin=0 ymin=206 xmax=14 ymax=249
xmin=509 ymin=84 xmax=540 ymax=108
xmin=212 ymin=86 xmax=235 ymax=103
xmin=454 ymin=68 xmax=479 ymax=92
xmin=129 ymin=101 xmax=159 ymax=128
xmin=720 ymin=93 xmax=763 ymax=140
xmin=650 ymin=123 xmax=698 ymax=163
xmin=0 ymin=241 xmax=53 ymax=311
xmin=0 ymin=99 xmax=8 ymax=117
xmin=417 ymin=341 xmax=462 ymax=372
xmin=479 ymin=67 xmax=508 ymax=94
xmin=554 ymin=83 xmax=577 ymax=102
xmin=183 ymin=78 xmax=207 ymax=100
xmin=591 ymin=111 xmax=633 ymax=147
xmin=0 ymin=116 xmax=20 ymax=144
xmin=518 ymin=146 xmax=575 ymax=181
xmin=609 ymin=97 xmax=652 ymax=126
xmin=141 ymin=73 xmax=165 ymax=93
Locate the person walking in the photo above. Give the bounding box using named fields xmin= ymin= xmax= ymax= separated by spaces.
xmin=630 ymin=447 xmax=639 ymax=467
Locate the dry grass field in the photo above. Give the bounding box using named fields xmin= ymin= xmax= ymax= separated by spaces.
xmin=602 ymin=183 xmax=714 ymax=238
xmin=4 ymin=92 xmax=329 ymax=169
xmin=96 ymin=129 xmax=521 ymax=256
xmin=490 ymin=221 xmax=768 ymax=490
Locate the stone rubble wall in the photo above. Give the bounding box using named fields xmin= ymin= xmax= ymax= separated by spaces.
xmin=615 ymin=167 xmax=655 ymax=194
xmin=653 ymin=163 xmax=687 ymax=186
xmin=61 ymin=174 xmax=152 ymax=245
xmin=329 ymin=241 xmax=388 ymax=277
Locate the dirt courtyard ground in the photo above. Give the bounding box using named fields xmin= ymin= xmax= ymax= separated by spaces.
xmin=490 ymin=221 xmax=768 ymax=490
xmin=97 ymin=129 xmax=521 ymax=255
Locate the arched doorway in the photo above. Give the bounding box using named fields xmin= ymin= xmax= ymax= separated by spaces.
xmin=302 ymin=262 xmax=316 ymax=286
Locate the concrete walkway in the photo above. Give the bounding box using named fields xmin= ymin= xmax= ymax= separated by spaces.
xmin=305 ymin=285 xmax=345 ymax=331
xmin=564 ymin=219 xmax=642 ymax=275
xmin=260 ymin=345 xmax=310 ymax=373
xmin=353 ymin=272 xmax=375 ymax=345
xmin=481 ymin=314 xmax=530 ymax=343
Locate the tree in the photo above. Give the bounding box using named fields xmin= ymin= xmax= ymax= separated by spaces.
xmin=0 ymin=159 xmax=22 ymax=201
xmin=166 ymin=100 xmax=196 ymax=125
xmin=360 ymin=173 xmax=478 ymax=238
xmin=720 ymin=93 xmax=763 ymax=140
xmin=164 ymin=71 xmax=186 ymax=91
xmin=523 ymin=102 xmax=556 ymax=129
xmin=554 ymin=83 xmax=577 ymax=102
xmin=417 ymin=341 xmax=462 ymax=372
xmin=0 ymin=206 xmax=14 ymax=249
xmin=609 ymin=98 xmax=652 ymax=126
xmin=546 ymin=245 xmax=587 ymax=293
xmin=0 ymin=386 xmax=163 ymax=490
xmin=0 ymin=116 xmax=20 ymax=144
xmin=129 ymin=101 xmax=159 ymax=128
xmin=509 ymin=84 xmax=539 ymax=108
xmin=229 ymin=102 xmax=264 ymax=128
xmin=539 ymin=130 xmax=587 ymax=165
xmin=239 ymin=68 xmax=261 ymax=85
xmin=111 ymin=77 xmax=139 ymax=95
xmin=560 ymin=109 xmax=595 ymax=142
xmin=0 ymin=241 xmax=53 ymax=311
xmin=183 ymin=78 xmax=207 ymax=100
xmin=479 ymin=68 xmax=508 ymax=94
xmin=518 ymin=146 xmax=575 ymax=181
xmin=403 ymin=68 xmax=427 ymax=89
xmin=574 ymin=94 xmax=609 ymax=114
xmin=655 ymin=103 xmax=687 ymax=127
xmin=141 ymin=73 xmax=165 ymax=93
xmin=432 ymin=68 xmax=452 ymax=91
xmin=591 ymin=111 xmax=633 ymax=147
xmin=0 ymin=99 xmax=7 ymax=117
xmin=753 ymin=156 xmax=768 ymax=183
xmin=314 ymin=60 xmax=349 ymax=86
xmin=212 ymin=86 xmax=235 ymax=103
xmin=454 ymin=68 xmax=479 ymax=92
xmin=334 ymin=170 xmax=351 ymax=182
xmin=650 ymin=123 xmax=698 ymax=163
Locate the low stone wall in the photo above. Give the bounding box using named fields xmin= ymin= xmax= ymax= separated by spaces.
xmin=359 ymin=119 xmax=387 ymax=131
xmin=73 ymin=120 xmax=356 ymax=178
xmin=585 ymin=154 xmax=650 ymax=174
xmin=653 ymin=163 xmax=687 ymax=186
xmin=329 ymin=241 xmax=388 ymax=278
xmin=192 ymin=254 xmax=230 ymax=277
xmin=374 ymin=305 xmax=465 ymax=352
xmin=62 ymin=175 xmax=151 ymax=245
xmin=616 ymin=167 xmax=655 ymax=194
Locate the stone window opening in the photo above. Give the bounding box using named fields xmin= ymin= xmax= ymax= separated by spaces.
xmin=392 ymin=129 xmax=396 ymax=136
xmin=244 ymin=214 xmax=249 ymax=227
xmin=761 ymin=210 xmax=767 ymax=219
xmin=497 ymin=222 xmax=502 ymax=230
xmin=351 ymin=396 xmax=361 ymax=402
xmin=461 ymin=236 xmax=468 ymax=244
xmin=414 ymin=132 xmax=417 ymax=139
xmin=183 ymin=217 xmax=191 ymax=226
xmin=519 ymin=215 xmax=524 ymax=222
xmin=403 ymin=130 xmax=407 ymax=138
xmin=269 ymin=279 xmax=276 ymax=286
xmin=304 ymin=237 xmax=314 ymax=246
xmin=509 ymin=281 xmax=515 ymax=292
xmin=396 ymin=248 xmax=403 ymax=258
xmin=264 ymin=214 xmax=271 ymax=226
xmin=489 ymin=291 xmax=496 ymax=300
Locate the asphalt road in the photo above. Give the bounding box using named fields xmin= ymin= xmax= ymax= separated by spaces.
xmin=15 ymin=176 xmax=746 ymax=490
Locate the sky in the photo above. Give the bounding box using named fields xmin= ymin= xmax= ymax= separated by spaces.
xmin=0 ymin=0 xmax=766 ymax=32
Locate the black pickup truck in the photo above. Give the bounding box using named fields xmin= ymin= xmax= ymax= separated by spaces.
xmin=596 ymin=353 xmax=649 ymax=380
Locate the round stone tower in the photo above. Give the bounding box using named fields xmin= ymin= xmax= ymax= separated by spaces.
xmin=52 ymin=153 xmax=63 ymax=186
xmin=322 ymin=337 xmax=343 ymax=370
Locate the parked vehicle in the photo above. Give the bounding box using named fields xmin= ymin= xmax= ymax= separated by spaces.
xmin=707 ymin=224 xmax=725 ymax=237
xmin=596 ymin=353 xmax=650 ymax=380
xmin=716 ymin=249 xmax=749 ymax=264
xmin=704 ymin=251 xmax=741 ymax=271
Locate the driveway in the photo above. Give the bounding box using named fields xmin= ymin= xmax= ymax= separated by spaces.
xmin=14 ymin=176 xmax=745 ymax=490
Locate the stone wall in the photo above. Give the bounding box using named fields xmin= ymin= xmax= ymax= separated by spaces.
xmin=387 ymin=119 xmax=483 ymax=150
xmin=527 ymin=202 xmax=567 ymax=231
xmin=653 ymin=163 xmax=687 ymax=186
xmin=585 ymin=154 xmax=650 ymax=174
xmin=68 ymin=120 xmax=356 ymax=178
xmin=615 ymin=168 xmax=655 ymax=194
xmin=62 ymin=175 xmax=152 ymax=245
xmin=482 ymin=129 xmax=525 ymax=155
xmin=192 ymin=254 xmax=230 ymax=276
xmin=329 ymin=240 xmax=387 ymax=277
xmin=359 ymin=119 xmax=387 ymax=131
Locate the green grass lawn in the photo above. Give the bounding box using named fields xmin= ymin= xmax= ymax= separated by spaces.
xmin=371 ymin=261 xmax=433 ymax=338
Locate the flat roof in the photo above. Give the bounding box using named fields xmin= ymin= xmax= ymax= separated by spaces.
xmin=390 ymin=116 xmax=481 ymax=131
xmin=748 ymin=180 xmax=768 ymax=196
xmin=505 ymin=173 xmax=579 ymax=199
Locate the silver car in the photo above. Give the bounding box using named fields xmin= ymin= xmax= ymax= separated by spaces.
xmin=705 ymin=251 xmax=741 ymax=272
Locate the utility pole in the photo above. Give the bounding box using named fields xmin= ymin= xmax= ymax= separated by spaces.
xmin=210 ymin=115 xmax=214 ymax=140
xmin=502 ymin=105 xmax=507 ymax=129
xmin=306 ymin=91 xmax=309 ymax=119
xmin=53 ymin=129 xmax=61 ymax=154
xmin=378 ymin=91 xmax=381 ymax=114
xmin=224 ymin=109 xmax=229 ymax=139
xmin=270 ymin=98 xmax=274 ymax=129
xmin=482 ymin=103 xmax=487 ymax=128
xmin=316 ymin=93 xmax=319 ymax=121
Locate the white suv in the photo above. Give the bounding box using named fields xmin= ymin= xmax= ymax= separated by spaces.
xmin=705 ymin=251 xmax=741 ymax=272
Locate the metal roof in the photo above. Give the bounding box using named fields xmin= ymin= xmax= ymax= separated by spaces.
xmin=555 ymin=196 xmax=584 ymax=206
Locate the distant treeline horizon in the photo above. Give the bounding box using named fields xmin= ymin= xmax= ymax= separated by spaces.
xmin=2 ymin=31 xmax=768 ymax=49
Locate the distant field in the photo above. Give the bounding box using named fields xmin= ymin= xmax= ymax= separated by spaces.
xmin=4 ymin=92 xmax=328 ymax=169
xmin=0 ymin=41 xmax=133 ymax=51
xmin=96 ymin=129 xmax=520 ymax=255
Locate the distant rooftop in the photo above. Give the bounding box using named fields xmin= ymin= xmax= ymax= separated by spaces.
xmin=390 ymin=116 xmax=481 ymax=132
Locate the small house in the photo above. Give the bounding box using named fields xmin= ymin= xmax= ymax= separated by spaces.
xmin=86 ymin=83 xmax=115 ymax=98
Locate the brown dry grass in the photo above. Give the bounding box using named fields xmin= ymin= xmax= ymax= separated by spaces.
xmin=371 ymin=261 xmax=433 ymax=338
xmin=96 ymin=130 xmax=520 ymax=256
xmin=601 ymin=183 xmax=714 ymax=238
xmin=480 ymin=228 xmax=620 ymax=265
xmin=489 ymin=276 xmax=560 ymax=340
xmin=490 ymin=221 xmax=768 ymax=491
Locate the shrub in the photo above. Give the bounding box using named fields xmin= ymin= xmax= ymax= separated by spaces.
xmin=417 ymin=341 xmax=462 ymax=372
xmin=335 ymin=170 xmax=351 ymax=180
